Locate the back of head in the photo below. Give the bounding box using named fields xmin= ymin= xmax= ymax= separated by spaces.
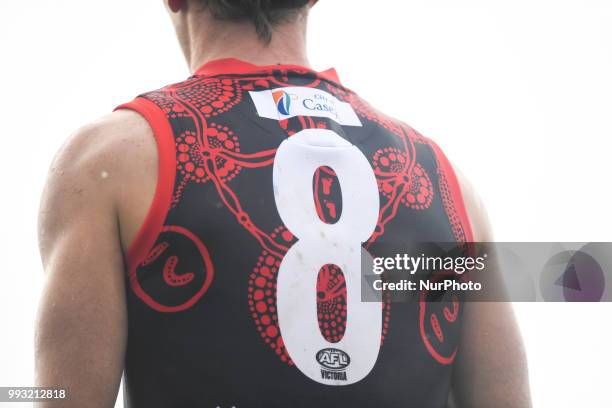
xmin=199 ymin=0 xmax=311 ymax=43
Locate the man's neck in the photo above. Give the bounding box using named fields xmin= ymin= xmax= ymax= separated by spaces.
xmin=185 ymin=12 xmax=310 ymax=73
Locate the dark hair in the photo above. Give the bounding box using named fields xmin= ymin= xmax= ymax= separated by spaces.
xmin=199 ymin=0 xmax=310 ymax=43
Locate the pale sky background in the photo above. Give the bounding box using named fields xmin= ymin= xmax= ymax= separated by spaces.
xmin=0 ymin=1 xmax=611 ymax=407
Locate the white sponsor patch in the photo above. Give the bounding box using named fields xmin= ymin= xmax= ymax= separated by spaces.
xmin=249 ymin=87 xmax=362 ymax=127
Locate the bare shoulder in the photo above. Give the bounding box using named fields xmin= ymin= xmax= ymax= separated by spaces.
xmin=35 ymin=113 xmax=140 ymax=405
xmin=46 ymin=110 xmax=155 ymax=188
xmin=39 ymin=109 xmax=157 ymax=259
xmin=451 ymin=165 xmax=493 ymax=243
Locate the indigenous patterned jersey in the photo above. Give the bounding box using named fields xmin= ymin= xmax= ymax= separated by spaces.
xmin=116 ymin=58 xmax=473 ymax=408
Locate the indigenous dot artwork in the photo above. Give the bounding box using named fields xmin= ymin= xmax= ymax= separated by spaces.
xmin=133 ymin=68 xmax=468 ymax=367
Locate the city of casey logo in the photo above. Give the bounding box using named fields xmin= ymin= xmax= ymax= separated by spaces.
xmin=272 ymin=90 xmax=292 ymax=115
xmin=272 ymin=89 xmax=340 ymax=119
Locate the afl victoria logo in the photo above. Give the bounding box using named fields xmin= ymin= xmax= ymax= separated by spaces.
xmin=316 ymin=348 xmax=351 ymax=371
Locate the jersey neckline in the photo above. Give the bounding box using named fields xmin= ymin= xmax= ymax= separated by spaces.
xmin=195 ymin=58 xmax=342 ymax=84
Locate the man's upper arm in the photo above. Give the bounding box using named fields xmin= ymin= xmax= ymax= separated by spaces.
xmin=450 ymin=167 xmax=532 ymax=408
xmin=35 ymin=114 xmax=144 ymax=407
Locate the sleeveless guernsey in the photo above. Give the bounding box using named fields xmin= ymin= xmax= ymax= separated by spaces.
xmin=116 ymin=58 xmax=473 ymax=408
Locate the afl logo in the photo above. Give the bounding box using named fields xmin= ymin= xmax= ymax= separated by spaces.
xmin=272 ymin=90 xmax=292 ymax=115
xmin=316 ymin=348 xmax=351 ymax=371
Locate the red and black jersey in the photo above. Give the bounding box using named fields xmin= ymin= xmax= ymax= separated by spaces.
xmin=116 ymin=58 xmax=473 ymax=408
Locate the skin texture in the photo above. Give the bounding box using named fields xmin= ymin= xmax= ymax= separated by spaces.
xmin=36 ymin=111 xmax=157 ymax=407
xmin=450 ymin=169 xmax=532 ymax=408
xmin=36 ymin=1 xmax=531 ymax=406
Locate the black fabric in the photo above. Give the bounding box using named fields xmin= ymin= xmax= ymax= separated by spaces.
xmin=123 ymin=67 xmax=468 ymax=408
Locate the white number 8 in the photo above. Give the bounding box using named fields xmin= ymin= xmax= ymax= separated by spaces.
xmin=273 ymin=129 xmax=382 ymax=386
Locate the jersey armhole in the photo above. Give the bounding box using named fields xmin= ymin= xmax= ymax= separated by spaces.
xmin=428 ymin=140 xmax=475 ymax=243
xmin=114 ymin=97 xmax=177 ymax=272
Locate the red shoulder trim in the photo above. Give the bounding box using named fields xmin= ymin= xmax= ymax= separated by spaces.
xmin=428 ymin=140 xmax=475 ymax=243
xmin=114 ymin=97 xmax=177 ymax=272
xmin=195 ymin=57 xmax=342 ymax=84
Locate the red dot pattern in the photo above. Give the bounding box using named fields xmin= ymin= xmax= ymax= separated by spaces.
xmin=248 ymin=227 xmax=391 ymax=365
xmin=177 ymin=78 xmax=242 ymax=119
xmin=373 ymin=147 xmax=433 ymax=210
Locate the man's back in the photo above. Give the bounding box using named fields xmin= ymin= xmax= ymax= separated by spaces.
xmin=35 ymin=2 xmax=531 ymax=407
xmin=114 ymin=58 xmax=472 ymax=407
